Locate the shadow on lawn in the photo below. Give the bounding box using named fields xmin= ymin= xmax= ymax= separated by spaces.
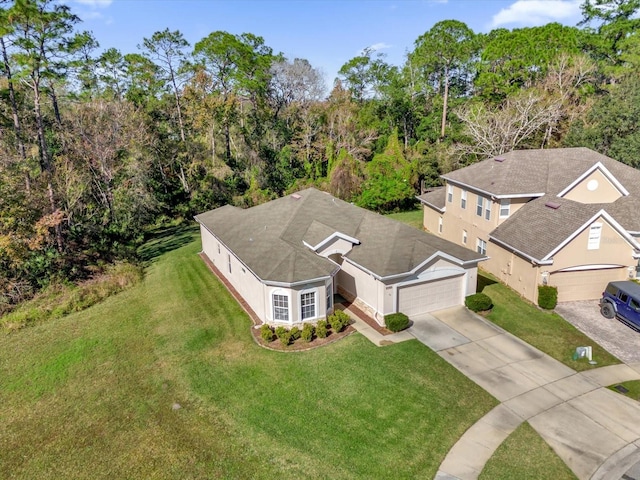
xmin=138 ymin=222 xmax=198 ymax=262
xmin=477 ymin=272 xmax=497 ymax=293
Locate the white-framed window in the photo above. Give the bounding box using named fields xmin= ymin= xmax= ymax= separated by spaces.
xmin=227 ymin=254 xmax=232 ymax=273
xmin=438 ymin=216 xmax=443 ymax=233
xmin=272 ymin=292 xmax=289 ymax=322
xmin=476 ymin=195 xmax=484 ymax=217
xmin=500 ymin=199 xmax=511 ymax=218
xmin=485 ymin=199 xmax=492 ymax=221
xmin=477 ymin=238 xmax=487 ymax=255
xmin=588 ymin=222 xmax=603 ymax=250
xmin=462 ymin=230 xmax=467 ymax=244
xmin=447 ymin=184 xmax=453 ymax=203
xmin=326 ymin=281 xmax=333 ymax=312
xmin=461 ymin=190 xmax=467 ymax=209
xmin=301 ymin=291 xmax=316 ymax=321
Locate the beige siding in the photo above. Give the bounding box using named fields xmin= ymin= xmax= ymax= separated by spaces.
xmin=200 ymin=225 xmax=267 ymax=322
xmin=561 ymin=169 xmax=623 ymax=204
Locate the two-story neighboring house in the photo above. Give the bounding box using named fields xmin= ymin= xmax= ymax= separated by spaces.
xmin=419 ymin=148 xmax=640 ymax=303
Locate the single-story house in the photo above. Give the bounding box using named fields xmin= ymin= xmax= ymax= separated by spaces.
xmin=419 ymin=147 xmax=640 ymax=303
xmin=195 ymin=188 xmax=486 ymax=326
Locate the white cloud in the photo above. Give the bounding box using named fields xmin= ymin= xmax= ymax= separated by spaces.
xmin=368 ymin=42 xmax=392 ymax=52
xmin=491 ymin=0 xmax=581 ymax=28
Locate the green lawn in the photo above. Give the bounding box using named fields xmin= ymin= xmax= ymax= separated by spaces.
xmin=480 ymin=422 xmax=577 ymax=480
xmin=608 ymin=380 xmax=640 ymax=401
xmin=386 ymin=208 xmax=424 ymax=229
xmin=480 ymin=274 xmax=620 ymax=371
xmin=1 ymin=229 xmax=498 ymax=479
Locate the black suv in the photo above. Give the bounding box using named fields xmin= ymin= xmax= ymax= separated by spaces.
xmin=600 ymin=281 xmax=640 ymax=331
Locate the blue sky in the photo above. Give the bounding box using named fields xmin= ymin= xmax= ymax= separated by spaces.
xmin=68 ymin=0 xmax=584 ymax=85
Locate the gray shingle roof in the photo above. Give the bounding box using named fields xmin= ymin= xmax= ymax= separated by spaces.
xmin=195 ymin=188 xmax=484 ymax=284
xmin=458 ymin=148 xmax=640 ymax=259
xmin=442 ymin=147 xmax=640 ymax=200
xmin=490 ymin=195 xmax=603 ymax=261
xmin=417 ymin=187 xmax=446 ymax=212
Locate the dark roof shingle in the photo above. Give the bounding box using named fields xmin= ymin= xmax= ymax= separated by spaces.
xmin=196 ymin=188 xmax=484 ymax=283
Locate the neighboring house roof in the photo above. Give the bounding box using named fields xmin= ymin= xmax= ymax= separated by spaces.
xmin=443 ymin=147 xmax=640 ymax=262
xmin=442 ymin=147 xmax=640 ymax=202
xmin=490 ymin=195 xmax=603 ymax=262
xmin=417 ymin=187 xmax=446 ymax=212
xmin=195 ymin=188 xmax=484 ymax=285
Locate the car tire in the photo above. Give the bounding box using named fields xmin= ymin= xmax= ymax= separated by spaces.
xmin=601 ymin=302 xmax=615 ymax=319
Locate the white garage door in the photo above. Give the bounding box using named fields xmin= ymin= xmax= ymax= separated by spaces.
xmin=397 ymin=274 xmax=464 ymax=316
xmin=550 ymin=267 xmax=627 ymax=302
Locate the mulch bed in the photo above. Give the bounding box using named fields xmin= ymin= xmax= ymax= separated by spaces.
xmin=251 ymin=325 xmax=356 ymax=352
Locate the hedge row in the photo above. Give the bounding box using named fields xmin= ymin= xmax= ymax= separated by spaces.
xmin=260 ymin=310 xmax=351 ymax=346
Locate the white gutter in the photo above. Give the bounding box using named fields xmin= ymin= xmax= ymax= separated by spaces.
xmin=442 ymin=178 xmax=545 ymax=200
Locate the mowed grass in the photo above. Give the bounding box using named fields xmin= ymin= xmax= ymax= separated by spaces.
xmin=480 ymin=422 xmax=577 ymax=480
xmin=0 ymin=231 xmax=497 ymax=479
xmin=480 ymin=274 xmax=620 ymax=371
xmin=386 ymin=208 xmax=424 ymax=229
xmin=608 ymin=380 xmax=640 ymax=401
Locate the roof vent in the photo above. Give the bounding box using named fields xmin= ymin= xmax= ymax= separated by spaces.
xmin=545 ymin=201 xmax=561 ymax=210
xmin=291 ymin=193 xmax=302 ymax=200
xmin=494 ymin=157 xmax=506 ymax=162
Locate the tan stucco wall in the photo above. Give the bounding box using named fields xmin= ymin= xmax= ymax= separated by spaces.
xmin=422 ymin=205 xmax=442 ymax=234
xmin=561 ymin=169 xmax=623 ymax=204
xmin=484 ymin=216 xmax=638 ymax=304
xmin=484 ymin=243 xmax=541 ymax=303
xmin=550 ymin=216 xmax=635 ymax=271
xmin=427 ymin=183 xmax=535 ymax=258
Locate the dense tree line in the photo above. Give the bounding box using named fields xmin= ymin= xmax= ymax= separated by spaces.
xmin=0 ymin=0 xmax=638 ymax=306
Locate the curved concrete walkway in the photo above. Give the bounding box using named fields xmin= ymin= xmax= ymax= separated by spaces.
xmin=405 ymin=306 xmax=640 ymax=480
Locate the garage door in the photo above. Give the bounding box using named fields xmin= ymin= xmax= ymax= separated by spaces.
xmin=550 ymin=267 xmax=627 ymax=302
xmin=397 ymin=274 xmax=464 ymax=316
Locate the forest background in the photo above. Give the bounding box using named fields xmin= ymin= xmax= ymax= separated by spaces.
xmin=0 ymin=0 xmax=638 ymax=311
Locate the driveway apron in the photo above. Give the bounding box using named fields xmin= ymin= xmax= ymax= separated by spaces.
xmin=411 ymin=306 xmax=640 ymax=480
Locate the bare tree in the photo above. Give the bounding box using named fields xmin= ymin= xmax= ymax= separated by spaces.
xmin=456 ymin=90 xmax=563 ymax=157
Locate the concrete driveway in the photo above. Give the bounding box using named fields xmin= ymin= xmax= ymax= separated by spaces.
xmin=410 ymin=306 xmax=640 ymax=480
xmin=555 ymin=301 xmax=640 ymax=364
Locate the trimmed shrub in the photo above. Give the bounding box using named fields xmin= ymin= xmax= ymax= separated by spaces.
xmin=290 ymin=326 xmax=301 ymax=341
xmin=316 ymin=319 xmax=328 ymax=338
xmin=385 ymin=312 xmax=409 ymax=332
xmin=260 ymin=324 xmax=274 ymax=342
xmin=465 ymin=293 xmax=493 ymax=312
xmin=329 ymin=310 xmax=351 ymax=333
xmin=301 ymin=323 xmax=314 ymax=342
xmin=538 ymin=285 xmax=558 ymax=310
xmin=275 ymin=326 xmax=291 ymax=346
